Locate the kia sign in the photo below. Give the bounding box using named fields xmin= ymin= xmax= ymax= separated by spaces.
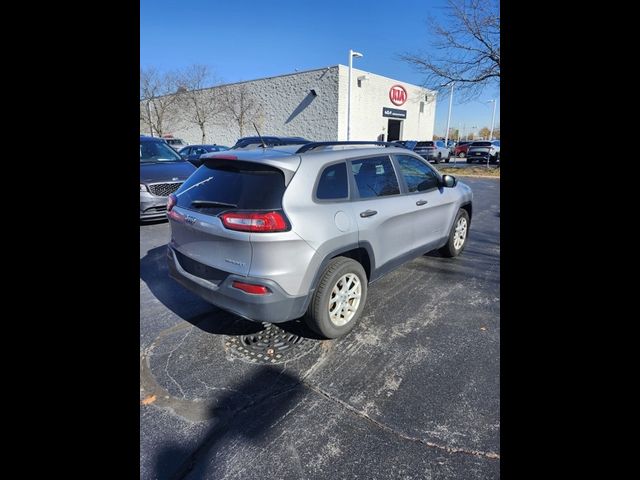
xmin=389 ymin=85 xmax=407 ymax=106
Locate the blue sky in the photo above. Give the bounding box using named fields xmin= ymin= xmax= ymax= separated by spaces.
xmin=140 ymin=0 xmax=499 ymax=137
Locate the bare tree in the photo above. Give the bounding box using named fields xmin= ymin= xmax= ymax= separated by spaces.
xmin=400 ymin=0 xmax=499 ymax=101
xmin=175 ymin=65 xmax=225 ymax=143
xmin=140 ymin=67 xmax=181 ymax=137
xmin=219 ymin=83 xmax=263 ymax=138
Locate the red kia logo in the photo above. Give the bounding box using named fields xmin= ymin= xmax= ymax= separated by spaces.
xmin=389 ymin=85 xmax=407 ymax=106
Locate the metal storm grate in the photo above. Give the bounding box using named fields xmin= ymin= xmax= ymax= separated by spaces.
xmin=148 ymin=182 xmax=182 ymax=197
xmin=224 ymin=323 xmax=315 ymax=364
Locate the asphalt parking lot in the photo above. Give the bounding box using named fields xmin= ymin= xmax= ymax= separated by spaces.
xmin=140 ymin=176 xmax=500 ymax=479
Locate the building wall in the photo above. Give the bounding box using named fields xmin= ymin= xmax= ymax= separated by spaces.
xmin=145 ymin=67 xmax=341 ymax=147
xmin=141 ymin=65 xmax=436 ymax=146
xmin=337 ymin=65 xmax=436 ymax=142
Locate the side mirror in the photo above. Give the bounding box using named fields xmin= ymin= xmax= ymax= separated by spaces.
xmin=442 ymin=174 xmax=457 ymax=188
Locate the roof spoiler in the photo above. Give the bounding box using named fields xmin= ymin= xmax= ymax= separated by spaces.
xmin=296 ymin=141 xmax=398 ymax=154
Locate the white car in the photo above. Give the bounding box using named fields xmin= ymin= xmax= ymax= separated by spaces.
xmin=162 ymin=137 xmax=188 ymax=152
xmin=466 ymin=140 xmax=500 ymax=164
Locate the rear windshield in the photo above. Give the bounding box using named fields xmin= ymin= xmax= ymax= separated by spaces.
xmin=174 ymin=160 xmax=285 ymax=213
xmin=416 ymin=142 xmax=434 ymax=147
xmin=471 ymin=142 xmax=492 ymax=147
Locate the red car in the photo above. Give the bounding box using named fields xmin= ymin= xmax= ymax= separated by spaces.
xmin=453 ymin=141 xmax=473 ymax=157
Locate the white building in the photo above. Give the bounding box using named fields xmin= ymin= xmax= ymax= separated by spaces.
xmin=142 ymin=65 xmax=437 ymax=146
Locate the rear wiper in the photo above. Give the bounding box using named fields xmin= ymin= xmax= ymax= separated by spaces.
xmin=190 ymin=200 xmax=238 ymax=208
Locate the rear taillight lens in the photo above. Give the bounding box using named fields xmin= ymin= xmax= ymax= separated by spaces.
xmin=219 ymin=211 xmax=288 ymax=232
xmin=232 ymin=281 xmax=271 ymax=295
xmin=167 ymin=194 xmax=177 ymax=212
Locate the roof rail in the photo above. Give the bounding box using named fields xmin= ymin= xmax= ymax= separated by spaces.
xmin=295 ymin=141 xmax=398 ymax=154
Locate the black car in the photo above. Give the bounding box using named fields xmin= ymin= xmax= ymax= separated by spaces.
xmin=178 ymin=144 xmax=230 ymax=167
xmin=140 ymin=136 xmax=196 ymax=221
xmin=231 ymin=136 xmax=311 ymax=150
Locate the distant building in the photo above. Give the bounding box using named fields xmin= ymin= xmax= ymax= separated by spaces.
xmin=141 ymin=65 xmax=437 ymax=146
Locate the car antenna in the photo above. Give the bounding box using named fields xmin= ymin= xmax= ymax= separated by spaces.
xmin=253 ymin=122 xmax=267 ymax=149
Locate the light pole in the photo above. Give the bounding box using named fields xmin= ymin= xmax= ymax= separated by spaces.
xmin=442 ymin=81 xmax=454 ymax=146
xmin=487 ymin=99 xmax=497 ymax=140
xmin=347 ymin=49 xmax=363 ymax=141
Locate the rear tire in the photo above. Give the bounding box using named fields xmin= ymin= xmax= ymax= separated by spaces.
xmin=305 ymin=257 xmax=368 ymax=339
xmin=439 ymin=209 xmax=470 ymax=258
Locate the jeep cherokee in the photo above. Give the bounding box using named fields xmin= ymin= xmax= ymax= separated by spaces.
xmin=166 ymin=141 xmax=473 ymax=338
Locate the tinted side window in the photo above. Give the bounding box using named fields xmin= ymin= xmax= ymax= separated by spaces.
xmin=351 ymin=156 xmax=400 ymax=198
xmin=317 ymin=163 xmax=348 ymax=200
xmin=397 ymin=155 xmax=440 ymax=192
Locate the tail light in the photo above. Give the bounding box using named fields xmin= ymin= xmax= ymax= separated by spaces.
xmin=167 ymin=194 xmax=177 ymax=212
xmin=219 ymin=211 xmax=288 ymax=232
xmin=232 ymin=281 xmax=271 ymax=295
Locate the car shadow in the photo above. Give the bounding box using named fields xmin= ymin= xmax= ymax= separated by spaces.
xmin=152 ymin=366 xmax=305 ymax=479
xmin=141 ymin=245 xmax=323 ymax=339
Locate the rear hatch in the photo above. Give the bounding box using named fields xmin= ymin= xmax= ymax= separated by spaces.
xmin=414 ymin=141 xmax=435 ymax=155
xmin=468 ymin=141 xmax=492 ymax=156
xmin=168 ymin=158 xmax=291 ymax=278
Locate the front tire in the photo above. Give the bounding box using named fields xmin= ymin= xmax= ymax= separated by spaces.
xmin=434 ymin=153 xmax=442 ymax=164
xmin=439 ymin=209 xmax=470 ymax=258
xmin=458 ymin=151 xmax=465 ymax=158
xmin=305 ymin=257 xmax=368 ymax=339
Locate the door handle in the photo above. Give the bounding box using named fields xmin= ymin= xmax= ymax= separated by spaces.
xmin=416 ymin=200 xmax=428 ymax=206
xmin=360 ymin=209 xmax=378 ymax=218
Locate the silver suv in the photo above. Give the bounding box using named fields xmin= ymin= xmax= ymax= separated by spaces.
xmin=166 ymin=141 xmax=473 ymax=338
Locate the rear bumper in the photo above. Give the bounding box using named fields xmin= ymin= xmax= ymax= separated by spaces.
xmin=415 ymin=151 xmax=437 ymax=160
xmin=167 ymin=246 xmax=309 ymax=323
xmin=468 ymin=152 xmax=493 ymax=161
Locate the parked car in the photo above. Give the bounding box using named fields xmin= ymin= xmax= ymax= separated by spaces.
xmin=166 ymin=141 xmax=473 ymax=338
xmin=140 ymin=136 xmax=196 ymax=221
xmin=398 ymin=140 xmax=450 ymax=164
xmin=178 ymin=144 xmax=230 ymax=167
xmin=466 ymin=140 xmax=500 ymax=164
xmin=453 ymin=141 xmax=473 ymax=157
xmin=162 ymin=137 xmax=188 ymax=152
xmin=231 ymin=136 xmax=311 ymax=150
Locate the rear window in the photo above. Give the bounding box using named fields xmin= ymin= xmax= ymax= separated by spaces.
xmin=174 ymin=160 xmax=285 ymax=213
xmin=416 ymin=142 xmax=434 ymax=147
xmin=316 ymin=163 xmax=348 ymax=200
xmin=472 ymin=142 xmax=492 ymax=147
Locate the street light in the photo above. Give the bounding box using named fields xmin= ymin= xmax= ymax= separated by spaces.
xmin=347 ymin=49 xmax=363 ymax=141
xmin=487 ymin=99 xmax=497 ymax=140
xmin=441 ymin=81 xmax=454 ymax=146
